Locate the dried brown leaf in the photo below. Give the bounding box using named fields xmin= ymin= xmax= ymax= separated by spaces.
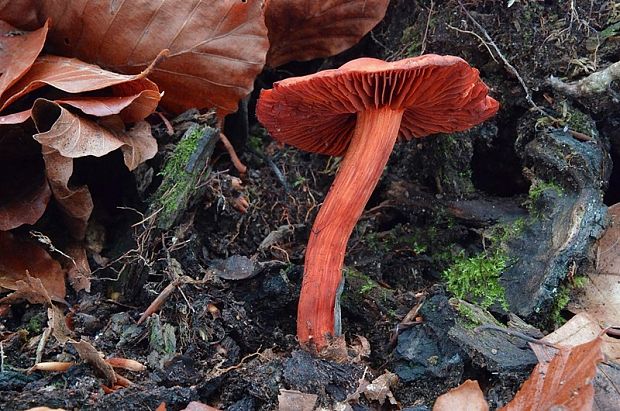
xmin=0 ymin=231 xmax=65 ymax=303
xmin=363 ymin=371 xmax=399 ymax=405
xmin=500 ymin=337 xmax=604 ymax=411
xmin=568 ymin=203 xmax=620 ymax=333
xmin=0 ymin=1 xmax=40 ymax=29
xmin=40 ymin=147 xmax=93 ymax=239
xmin=265 ymin=0 xmax=389 ymax=67
xmin=32 ymin=1 xmax=268 ymax=115
xmin=71 ymin=339 xmax=116 ymax=386
xmin=28 ymin=361 xmax=75 ymax=373
xmin=278 ymin=390 xmax=318 ymax=411
xmin=0 ymin=122 xmax=51 ymax=230
xmin=433 ymin=380 xmax=488 ymax=411
xmin=181 ymin=402 xmax=221 ymax=411
xmin=48 ymin=304 xmax=72 ymax=345
xmin=542 ymin=313 xmax=620 ymax=362
xmin=0 ymin=19 xmax=48 ymax=100
xmin=64 ymin=244 xmax=91 ymax=293
xmin=105 ymin=358 xmax=146 ymax=372
xmin=0 ymin=54 xmax=156 ymax=112
xmin=0 ymin=274 xmax=53 ymax=306
xmin=32 ymin=99 xmax=157 ymax=166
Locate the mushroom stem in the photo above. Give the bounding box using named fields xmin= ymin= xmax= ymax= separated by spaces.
xmin=298 ymin=107 xmax=404 ymax=350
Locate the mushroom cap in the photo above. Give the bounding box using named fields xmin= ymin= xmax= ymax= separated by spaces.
xmin=256 ymin=55 xmax=500 ymax=156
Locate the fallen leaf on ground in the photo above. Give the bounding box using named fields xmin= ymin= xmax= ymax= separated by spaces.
xmin=64 ymin=244 xmax=91 ymax=293
xmin=265 ymin=0 xmax=390 ymax=67
xmin=0 ymin=272 xmax=54 ymax=305
xmin=48 ymin=304 xmax=72 ymax=345
xmin=32 ymin=100 xmax=157 ymax=167
xmin=105 ymin=358 xmax=146 ymax=372
xmin=500 ymin=336 xmax=603 ymax=411
xmin=0 ymin=54 xmax=159 ymax=111
xmin=278 ymin=389 xmax=318 ymax=411
xmin=569 ymin=203 xmax=620 ymax=332
xmin=0 ymin=231 xmax=65 ymax=303
xmin=0 ymin=19 xmax=48 ymax=99
xmin=433 ymin=380 xmax=488 ymax=411
xmin=71 ymin=339 xmax=117 ymax=386
xmin=30 ymin=100 xmax=157 ymax=238
xmin=180 ymin=402 xmax=220 ymax=411
xmin=40 ymin=147 xmax=93 ymax=239
xmin=363 ymin=371 xmax=399 ymax=405
xmin=540 ymin=312 xmax=620 ymax=362
xmin=28 ymin=361 xmax=74 ymax=373
xmin=26 ymin=1 xmax=268 ymax=115
xmin=0 ymin=122 xmax=51 ymax=230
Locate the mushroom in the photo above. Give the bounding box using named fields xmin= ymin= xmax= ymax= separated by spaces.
xmin=256 ymin=55 xmax=499 ymax=351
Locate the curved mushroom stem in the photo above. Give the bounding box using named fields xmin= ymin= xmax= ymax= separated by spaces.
xmin=298 ymin=107 xmax=404 ymax=350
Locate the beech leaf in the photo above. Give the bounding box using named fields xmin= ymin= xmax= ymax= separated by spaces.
xmin=0 ymin=19 xmax=48 ymax=100
xmin=0 ymin=231 xmax=66 ymax=304
xmin=32 ymin=99 xmax=157 ymax=168
xmin=500 ymin=337 xmax=603 ymax=411
xmin=265 ymin=0 xmax=390 ymax=67
xmin=433 ymin=380 xmax=488 ymax=411
xmin=32 ymin=0 xmax=269 ymax=115
xmin=0 ymin=54 xmax=159 ymax=112
xmin=0 ymin=123 xmax=51 ymax=230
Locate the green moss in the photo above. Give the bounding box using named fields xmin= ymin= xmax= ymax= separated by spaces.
xmin=26 ymin=316 xmax=43 ymax=335
xmin=527 ymin=180 xmax=564 ymax=217
xmin=456 ymin=303 xmax=482 ymax=329
xmin=550 ymin=275 xmax=587 ymax=327
xmin=156 ymin=126 xmax=204 ymax=217
xmin=443 ymin=250 xmax=509 ymax=310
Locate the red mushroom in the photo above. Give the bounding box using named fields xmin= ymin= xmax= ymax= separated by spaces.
xmin=256 ymin=55 xmax=499 ymax=351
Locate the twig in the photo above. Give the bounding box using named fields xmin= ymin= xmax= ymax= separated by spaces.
xmin=475 ymin=324 xmax=559 ymax=348
xmin=446 ymin=25 xmax=498 ymax=63
xmin=457 ymin=0 xmax=545 ymax=115
xmin=419 ymin=1 xmax=435 ymax=55
xmin=549 ymin=61 xmax=620 ymax=98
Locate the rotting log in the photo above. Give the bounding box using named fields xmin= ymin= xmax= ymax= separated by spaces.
xmin=151 ymin=123 xmax=219 ymax=230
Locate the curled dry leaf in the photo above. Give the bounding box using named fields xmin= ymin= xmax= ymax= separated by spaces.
xmin=27 ymin=0 xmax=269 ymax=115
xmin=105 ymin=357 xmax=147 ymax=372
xmin=265 ymin=0 xmax=390 ymax=67
xmin=0 ymin=54 xmax=160 ymax=234
xmin=32 ymin=100 xmax=158 ymax=170
xmin=0 ymin=54 xmax=159 ymax=112
xmin=28 ymin=361 xmax=75 ymax=373
xmin=0 ymin=19 xmax=48 ymax=100
xmin=0 ymin=1 xmax=40 ymax=29
xmin=0 ymin=231 xmax=66 ymax=303
xmin=70 ymin=339 xmax=117 ymax=386
xmin=0 ymin=122 xmax=51 ymax=230
xmin=64 ymin=243 xmax=91 ymax=293
xmin=48 ymin=304 xmax=72 ymax=345
xmin=433 ymin=380 xmax=488 ymax=411
xmin=500 ymin=336 xmax=603 ymax=411
xmin=30 ymin=100 xmax=157 ymax=238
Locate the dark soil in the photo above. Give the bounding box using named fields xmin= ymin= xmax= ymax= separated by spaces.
xmin=2 ymin=1 xmax=619 ymax=410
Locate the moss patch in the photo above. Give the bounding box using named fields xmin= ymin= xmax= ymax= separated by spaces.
xmin=443 ymin=250 xmax=509 ymax=310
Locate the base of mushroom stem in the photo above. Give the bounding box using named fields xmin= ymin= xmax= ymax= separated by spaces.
xmin=299 ymin=333 xmax=347 ymax=358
